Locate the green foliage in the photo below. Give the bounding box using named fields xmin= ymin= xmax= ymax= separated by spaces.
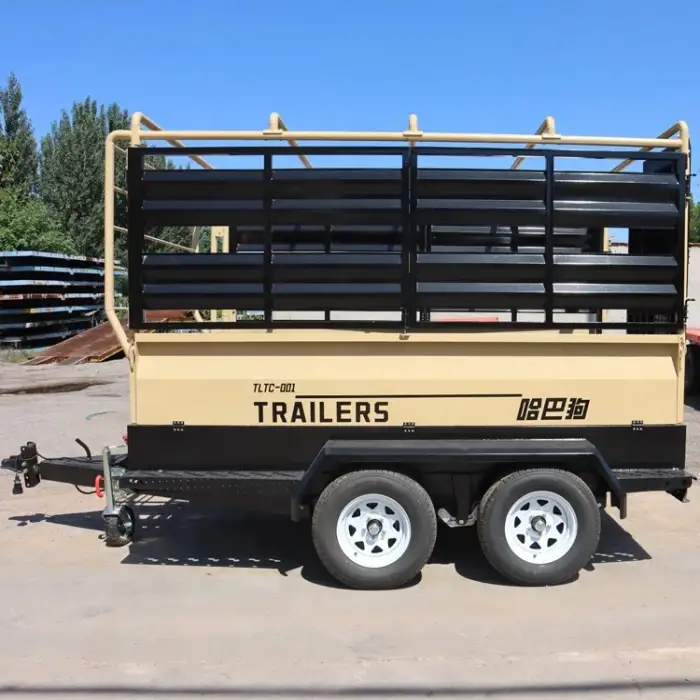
xmin=0 ymin=72 xmax=213 ymax=265
xmin=0 ymin=187 xmax=74 ymax=253
xmin=690 ymin=198 xmax=700 ymax=244
xmin=0 ymin=72 xmax=38 ymax=194
xmin=197 ymin=226 xmax=211 ymax=252
xmin=38 ymin=98 xmax=130 ymax=258
xmin=2 ymin=70 xmax=694 ymax=266
xmin=38 ymin=95 xmax=203 ymax=260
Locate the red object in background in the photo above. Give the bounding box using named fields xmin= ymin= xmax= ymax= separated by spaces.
xmin=687 ymin=329 xmax=700 ymax=345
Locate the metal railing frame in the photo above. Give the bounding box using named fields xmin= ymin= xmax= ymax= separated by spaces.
xmin=104 ymin=113 xmax=690 ymax=360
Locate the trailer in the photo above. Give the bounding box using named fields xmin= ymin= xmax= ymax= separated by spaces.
xmin=2 ymin=112 xmax=696 ymax=590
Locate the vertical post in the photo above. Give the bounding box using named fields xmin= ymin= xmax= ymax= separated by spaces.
xmin=410 ymin=149 xmax=419 ymax=327
xmin=510 ymin=225 xmax=519 ymax=323
xmin=676 ymin=153 xmax=690 ymax=330
xmin=678 ymin=132 xmax=692 ymax=423
xmin=221 ymin=226 xmax=235 ymax=323
xmin=401 ymin=148 xmax=417 ymax=329
xmin=104 ymin=137 xmax=130 ymax=356
xmin=210 ymin=226 xmax=218 ymax=323
xmin=544 ymin=154 xmax=555 ymax=326
xmin=263 ymin=152 xmax=273 ymax=326
xmin=127 ymin=147 xmax=145 ymax=329
xmin=324 ymin=225 xmax=331 ymax=323
xmin=418 ymin=224 xmax=430 ymax=323
xmin=101 ymin=446 xmax=116 ymax=516
xmin=597 ymin=226 xmax=609 ymax=328
xmin=210 ymin=226 xmax=226 ymax=323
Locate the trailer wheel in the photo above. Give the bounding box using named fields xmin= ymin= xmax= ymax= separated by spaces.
xmin=477 ymin=469 xmax=600 ymax=586
xmin=311 ymin=470 xmax=437 ymax=590
xmin=104 ymin=505 xmax=137 ymax=548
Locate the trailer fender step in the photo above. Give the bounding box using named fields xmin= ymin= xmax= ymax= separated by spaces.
xmin=611 ymin=468 xmax=696 ymax=502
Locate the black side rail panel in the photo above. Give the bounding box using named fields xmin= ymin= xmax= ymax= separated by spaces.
xmin=128 ymin=145 xmax=687 ymax=334
xmin=291 ymin=437 xmax=627 ymax=521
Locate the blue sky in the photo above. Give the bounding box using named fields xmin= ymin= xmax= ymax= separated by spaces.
xmin=2 ymin=0 xmax=697 ymax=240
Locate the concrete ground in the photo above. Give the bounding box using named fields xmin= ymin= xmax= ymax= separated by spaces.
xmin=1 ymin=360 xmax=700 ymax=699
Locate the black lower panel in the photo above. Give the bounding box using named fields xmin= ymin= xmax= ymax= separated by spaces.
xmin=126 ymin=424 xmax=686 ymax=473
xmin=119 ymin=469 xmax=303 ymax=513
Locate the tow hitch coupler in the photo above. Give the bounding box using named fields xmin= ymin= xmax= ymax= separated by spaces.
xmin=19 ymin=442 xmax=41 ymax=490
xmin=10 ymin=442 xmax=41 ymax=494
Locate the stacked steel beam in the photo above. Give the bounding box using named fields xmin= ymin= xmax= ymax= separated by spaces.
xmin=0 ymin=251 xmax=124 ymax=351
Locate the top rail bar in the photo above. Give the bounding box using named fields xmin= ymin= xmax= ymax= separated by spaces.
xmin=109 ymin=128 xmax=683 ymax=149
xmin=132 ymin=145 xmax=681 ymax=160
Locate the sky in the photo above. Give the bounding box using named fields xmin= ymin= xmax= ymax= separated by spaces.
xmin=2 ymin=0 xmax=698 ymax=239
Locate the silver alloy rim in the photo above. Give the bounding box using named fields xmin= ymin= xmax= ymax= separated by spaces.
xmin=504 ymin=490 xmax=578 ymax=564
xmin=336 ymin=493 xmax=412 ymax=569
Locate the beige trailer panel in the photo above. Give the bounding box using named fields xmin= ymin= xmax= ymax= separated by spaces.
xmin=133 ymin=332 xmax=682 ymax=428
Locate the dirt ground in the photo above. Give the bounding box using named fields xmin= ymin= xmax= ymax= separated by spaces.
xmin=2 ymin=359 xmax=700 ymax=699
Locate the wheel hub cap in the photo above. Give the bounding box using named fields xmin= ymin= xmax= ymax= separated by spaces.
xmin=504 ymin=490 xmax=578 ymax=565
xmin=530 ymin=515 xmax=547 ymax=534
xmin=336 ymin=493 xmax=412 ymax=569
xmin=366 ymin=519 xmax=383 ymax=537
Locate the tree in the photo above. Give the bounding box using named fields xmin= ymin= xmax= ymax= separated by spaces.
xmin=38 ymin=98 xmax=130 ymax=259
xmin=39 ymin=98 xmax=200 ymax=261
xmin=0 ymin=73 xmax=70 ymax=256
xmin=0 ymin=187 xmax=74 ymax=253
xmin=0 ymin=73 xmax=38 ymax=194
xmin=690 ymin=198 xmax=700 ymax=244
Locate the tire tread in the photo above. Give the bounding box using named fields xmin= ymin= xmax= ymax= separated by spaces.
xmin=312 ymin=469 xmax=437 ymax=590
xmin=477 ymin=468 xmax=601 ymax=586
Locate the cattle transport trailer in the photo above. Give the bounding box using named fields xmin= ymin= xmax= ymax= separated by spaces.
xmin=3 ymin=113 xmax=696 ymax=590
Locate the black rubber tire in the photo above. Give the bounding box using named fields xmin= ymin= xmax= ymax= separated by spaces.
xmin=477 ymin=469 xmax=601 ymax=586
xmin=104 ymin=505 xmax=137 ymax=548
xmin=311 ymin=469 xmax=437 ymax=590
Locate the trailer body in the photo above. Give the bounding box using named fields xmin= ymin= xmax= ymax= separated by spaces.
xmin=4 ymin=114 xmax=695 ymax=589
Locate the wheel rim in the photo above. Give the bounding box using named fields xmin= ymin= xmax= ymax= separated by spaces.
xmin=336 ymin=493 xmax=412 ymax=569
xmin=504 ymin=490 xmax=578 ymax=564
xmin=119 ymin=509 xmax=135 ymax=537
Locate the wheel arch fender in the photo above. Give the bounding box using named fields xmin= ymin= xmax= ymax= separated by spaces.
xmin=290 ymin=437 xmax=626 ymax=522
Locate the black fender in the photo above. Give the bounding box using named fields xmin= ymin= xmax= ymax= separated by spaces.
xmin=290 ymin=437 xmax=626 ymax=521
